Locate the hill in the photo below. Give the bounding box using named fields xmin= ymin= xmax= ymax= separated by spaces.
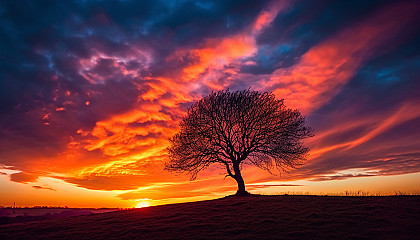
xmin=1 ymin=195 xmax=419 ymax=239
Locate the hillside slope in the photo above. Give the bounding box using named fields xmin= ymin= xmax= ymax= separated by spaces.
xmin=1 ymin=195 xmax=419 ymax=240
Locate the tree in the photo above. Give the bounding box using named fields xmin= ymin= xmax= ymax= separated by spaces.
xmin=165 ymin=89 xmax=314 ymax=195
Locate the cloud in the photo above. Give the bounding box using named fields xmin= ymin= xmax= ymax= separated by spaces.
xmin=264 ymin=1 xmax=420 ymax=113
xmin=308 ymin=101 xmax=420 ymax=158
xmin=32 ymin=185 xmax=56 ymax=191
xmin=162 ymin=0 xmax=289 ymax=92
xmin=273 ymin=107 xmax=420 ymax=182
xmin=117 ymin=178 xmax=236 ymax=200
xmin=10 ymin=172 xmax=39 ymax=183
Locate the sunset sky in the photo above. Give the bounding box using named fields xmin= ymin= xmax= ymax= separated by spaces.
xmin=1 ymin=0 xmax=420 ymax=208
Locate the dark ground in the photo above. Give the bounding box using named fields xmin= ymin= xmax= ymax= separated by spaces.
xmin=0 ymin=208 xmax=118 ymax=225
xmin=1 ymin=195 xmax=419 ymax=240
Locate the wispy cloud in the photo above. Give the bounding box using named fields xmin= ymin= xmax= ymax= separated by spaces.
xmin=32 ymin=185 xmax=56 ymax=191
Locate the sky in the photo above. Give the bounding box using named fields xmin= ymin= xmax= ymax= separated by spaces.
xmin=1 ymin=0 xmax=420 ymax=208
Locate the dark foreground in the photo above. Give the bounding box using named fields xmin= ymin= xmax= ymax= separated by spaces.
xmin=0 ymin=208 xmax=118 ymax=225
xmin=1 ymin=195 xmax=419 ymax=240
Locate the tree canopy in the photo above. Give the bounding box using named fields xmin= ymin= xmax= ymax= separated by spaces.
xmin=165 ymin=89 xmax=314 ymax=195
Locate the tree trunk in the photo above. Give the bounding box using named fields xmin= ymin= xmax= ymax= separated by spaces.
xmin=233 ymin=163 xmax=249 ymax=196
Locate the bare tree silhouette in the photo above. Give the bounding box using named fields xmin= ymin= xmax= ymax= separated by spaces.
xmin=165 ymin=89 xmax=314 ymax=195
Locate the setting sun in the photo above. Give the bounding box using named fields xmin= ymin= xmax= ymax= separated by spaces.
xmin=135 ymin=200 xmax=151 ymax=208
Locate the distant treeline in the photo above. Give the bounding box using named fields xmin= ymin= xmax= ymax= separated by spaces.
xmin=0 ymin=210 xmax=94 ymax=225
xmin=0 ymin=206 xmax=119 ymax=209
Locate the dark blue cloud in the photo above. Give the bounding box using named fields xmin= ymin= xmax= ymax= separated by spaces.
xmin=243 ymin=0 xmax=401 ymax=75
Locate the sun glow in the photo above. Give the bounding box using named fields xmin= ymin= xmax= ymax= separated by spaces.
xmin=135 ymin=199 xmax=151 ymax=208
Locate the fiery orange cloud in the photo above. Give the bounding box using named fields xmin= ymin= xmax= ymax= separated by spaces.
xmin=180 ymin=35 xmax=255 ymax=83
xmin=117 ymin=178 xmax=235 ymax=201
xmin=252 ymin=0 xmax=288 ymax=33
xmin=10 ymin=172 xmax=39 ymax=183
xmin=168 ymin=0 xmax=289 ymax=89
xmin=266 ymin=2 xmax=420 ymax=113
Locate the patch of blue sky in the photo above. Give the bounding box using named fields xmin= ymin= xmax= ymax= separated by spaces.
xmin=276 ymin=44 xmax=292 ymax=54
xmin=226 ymin=15 xmax=232 ymax=28
xmin=164 ymin=0 xmax=187 ymax=9
xmin=256 ymin=43 xmax=293 ymax=62
xmin=0 ymin=4 xmax=5 ymax=16
xmin=376 ymin=69 xmax=400 ymax=83
xmin=195 ymin=0 xmax=213 ymax=10
xmin=44 ymin=52 xmax=54 ymax=70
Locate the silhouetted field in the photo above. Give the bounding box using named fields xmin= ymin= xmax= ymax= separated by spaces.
xmin=0 ymin=208 xmax=118 ymax=225
xmin=1 ymin=195 xmax=419 ymax=239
